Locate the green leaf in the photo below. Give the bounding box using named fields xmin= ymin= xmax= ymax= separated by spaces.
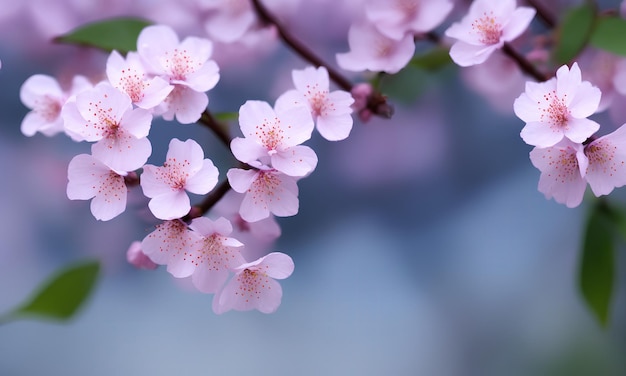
xmin=590 ymin=16 xmax=626 ymax=56
xmin=410 ymin=47 xmax=452 ymax=71
xmin=579 ymin=202 xmax=615 ymax=327
xmin=1 ymin=260 xmax=100 ymax=323
xmin=553 ymin=4 xmax=596 ymax=65
xmin=213 ymin=112 xmax=239 ymax=122
xmin=54 ymin=17 xmax=152 ymax=53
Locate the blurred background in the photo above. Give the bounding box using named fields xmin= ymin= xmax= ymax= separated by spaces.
xmin=0 ymin=0 xmax=624 ymax=375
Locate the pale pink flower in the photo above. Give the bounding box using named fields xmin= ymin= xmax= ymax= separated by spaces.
xmin=365 ymin=0 xmax=453 ymax=40
xmin=203 ymin=0 xmax=256 ymax=43
xmin=141 ymin=138 xmax=219 ymax=220
xmin=62 ymin=82 xmax=153 ymax=172
xmin=153 ymin=85 xmax=209 ymax=124
xmin=275 ymin=66 xmax=354 ymax=141
xmin=210 ymin=190 xmax=281 ymax=261
xmin=336 ymin=21 xmax=415 ymax=74
xmin=584 ymin=124 xmax=626 ymax=196
xmin=20 ymin=74 xmax=91 ymax=137
xmin=186 ymin=217 xmax=246 ymax=293
xmin=514 ymin=63 xmax=601 ymax=148
xmin=106 ymin=50 xmax=174 ymax=110
xmin=227 ymin=167 xmax=300 ymax=222
xmin=445 ymin=0 xmax=536 ymax=66
xmin=66 ymin=153 xmax=128 ymax=221
xmin=137 ymin=24 xmax=220 ymax=123
xmin=126 ymin=241 xmax=158 ymax=270
xmin=213 ymin=252 xmax=294 ymax=314
xmin=141 ymin=219 xmax=200 ymax=277
xmin=230 ymin=100 xmax=317 ymax=177
xmin=529 ymin=140 xmax=588 ymax=208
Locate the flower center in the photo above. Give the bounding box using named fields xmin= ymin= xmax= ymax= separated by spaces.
xmin=472 ymin=12 xmax=503 ymax=45
xmin=162 ymin=157 xmax=191 ymax=190
xmin=256 ymin=117 xmax=284 ymax=151
xmin=541 ymin=91 xmax=570 ymax=128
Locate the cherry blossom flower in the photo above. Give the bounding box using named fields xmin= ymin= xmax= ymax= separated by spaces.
xmin=62 ymin=82 xmax=153 ymax=172
xmin=529 ymin=125 xmax=626 ymax=207
xmin=529 ymin=140 xmax=587 ymax=208
xmin=210 ymin=190 xmax=282 ymax=261
xmin=141 ymin=219 xmax=200 ymax=277
xmin=141 ymin=138 xmax=219 ymax=220
xmin=336 ymin=21 xmax=415 ymax=74
xmin=126 ymin=241 xmax=158 ymax=270
xmin=275 ymin=66 xmax=354 ymax=141
xmin=66 ymin=153 xmax=129 ymax=221
xmin=445 ymin=0 xmax=536 ymax=67
xmin=514 ymin=63 xmax=601 ymax=148
xmin=227 ymin=167 xmax=300 ymax=222
xmin=137 ymin=24 xmax=220 ymax=123
xmin=583 ymin=124 xmax=626 ymax=196
xmin=365 ymin=0 xmax=453 ymax=40
xmin=202 ymin=0 xmax=256 ymax=43
xmin=106 ymin=50 xmax=173 ymax=110
xmin=230 ymin=100 xmax=317 ymax=177
xmin=213 ymin=252 xmax=294 ymax=314
xmin=186 ymin=217 xmax=246 ymax=293
xmin=20 ymin=74 xmax=91 ymax=137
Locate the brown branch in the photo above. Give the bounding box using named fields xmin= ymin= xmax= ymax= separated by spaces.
xmin=502 ymin=43 xmax=549 ymax=82
xmin=524 ymin=0 xmax=557 ymax=29
xmin=199 ymin=110 xmax=232 ymax=148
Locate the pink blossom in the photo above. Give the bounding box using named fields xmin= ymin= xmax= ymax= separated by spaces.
xmin=186 ymin=217 xmax=246 ymax=293
xmin=227 ymin=167 xmax=300 ymax=222
xmin=153 ymin=85 xmax=209 ymax=124
xmin=445 ymin=0 xmax=536 ymax=66
xmin=365 ymin=0 xmax=453 ymax=40
xmin=210 ymin=190 xmax=282 ymax=261
xmin=212 ymin=252 xmax=294 ymax=314
xmin=514 ymin=63 xmax=601 ymax=148
xmin=584 ymin=124 xmax=626 ymax=196
xmin=529 ymin=140 xmax=587 ymax=208
xmin=66 ymin=153 xmax=128 ymax=221
xmin=336 ymin=21 xmax=415 ymax=74
xmin=126 ymin=241 xmax=158 ymax=270
xmin=20 ymin=74 xmax=91 ymax=137
xmin=141 ymin=219 xmax=200 ymax=277
xmin=62 ymin=82 xmax=153 ymax=172
xmin=106 ymin=50 xmax=173 ymax=110
xmin=230 ymin=100 xmax=317 ymax=177
xmin=203 ymin=0 xmax=256 ymax=43
xmin=141 ymin=138 xmax=219 ymax=220
xmin=275 ymin=66 xmax=354 ymax=141
xmin=137 ymin=24 xmax=220 ymax=123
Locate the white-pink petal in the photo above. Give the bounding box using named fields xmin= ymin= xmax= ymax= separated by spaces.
xmin=585 ymin=124 xmax=626 ymax=196
xmin=529 ymin=141 xmax=588 ymax=208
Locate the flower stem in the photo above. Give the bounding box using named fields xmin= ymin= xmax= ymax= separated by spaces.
xmin=502 ymin=43 xmax=549 ymax=82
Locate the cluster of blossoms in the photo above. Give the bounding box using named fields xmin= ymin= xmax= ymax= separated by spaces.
xmin=19 ymin=0 xmax=626 ymax=316
xmin=20 ymin=14 xmax=356 ymax=312
xmin=442 ymin=0 xmax=626 ymax=207
xmin=514 ymin=63 xmax=626 ymax=208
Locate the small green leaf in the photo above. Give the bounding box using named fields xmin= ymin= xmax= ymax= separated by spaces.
xmin=213 ymin=112 xmax=239 ymax=122
xmin=2 ymin=260 xmax=100 ymax=323
xmin=553 ymin=4 xmax=596 ymax=65
xmin=410 ymin=47 xmax=452 ymax=71
xmin=579 ymin=202 xmax=615 ymax=327
xmin=54 ymin=17 xmax=152 ymax=53
xmin=590 ymin=16 xmax=626 ymax=56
